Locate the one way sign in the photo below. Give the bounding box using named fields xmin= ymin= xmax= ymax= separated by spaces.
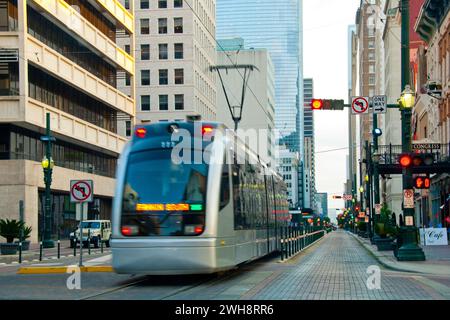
xmin=372 ymin=95 xmax=387 ymax=114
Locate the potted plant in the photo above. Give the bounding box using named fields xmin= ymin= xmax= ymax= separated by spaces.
xmin=15 ymin=225 xmax=32 ymax=251
xmin=0 ymin=219 xmax=23 ymax=255
xmin=357 ymin=221 xmax=367 ymax=237
xmin=375 ymin=205 xmax=397 ymax=251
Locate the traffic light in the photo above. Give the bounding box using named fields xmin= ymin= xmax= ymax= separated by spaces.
xmin=399 ymin=153 xmax=413 ymax=168
xmin=414 ymin=176 xmax=431 ymax=189
xmin=411 ymin=153 xmax=434 ymax=166
xmin=398 ymin=153 xmax=435 ymax=168
xmin=310 ymin=99 xmax=345 ymax=110
xmin=311 ymin=99 xmax=324 ymax=110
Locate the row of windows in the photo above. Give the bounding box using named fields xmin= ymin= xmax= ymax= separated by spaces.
xmin=139 ymin=43 xmax=184 ymax=60
xmin=0 ymin=62 xmax=19 ymax=96
xmin=138 ymin=68 xmax=184 ymax=86
xmin=194 ymin=69 xmax=215 ymax=104
xmin=140 ymin=17 xmax=183 ymax=35
xmin=194 ymin=20 xmax=215 ymax=71
xmin=0 ymin=0 xmax=18 ymax=31
xmin=28 ymin=65 xmax=117 ymax=133
xmin=131 ymin=0 xmax=183 ymax=9
xmin=195 ymin=94 xmax=214 ymax=120
xmin=65 ymin=0 xmax=116 ymax=41
xmin=140 ymin=94 xmax=185 ymax=111
xmin=193 ymin=0 xmax=215 ymax=37
xmin=0 ymin=125 xmax=117 ymax=178
xmin=28 ymin=6 xmax=117 ymax=87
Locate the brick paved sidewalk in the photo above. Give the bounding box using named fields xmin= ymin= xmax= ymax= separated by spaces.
xmin=351 ymin=232 xmax=450 ymax=276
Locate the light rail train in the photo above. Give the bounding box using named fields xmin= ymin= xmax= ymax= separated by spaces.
xmin=111 ymin=122 xmax=289 ymax=275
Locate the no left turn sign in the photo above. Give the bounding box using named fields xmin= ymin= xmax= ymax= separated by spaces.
xmin=352 ymin=97 xmax=369 ymax=114
xmin=70 ymin=180 xmax=94 ymax=203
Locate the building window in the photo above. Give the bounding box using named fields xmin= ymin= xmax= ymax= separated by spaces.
xmin=124 ymin=44 xmax=130 ymax=54
xmin=174 ymin=43 xmax=183 ymax=59
xmin=159 ymin=44 xmax=168 ymax=60
xmin=369 ymin=64 xmax=375 ymax=74
xmin=125 ymin=74 xmax=130 ymax=86
xmin=368 ymin=52 xmax=375 ymax=60
xmin=158 ymin=0 xmax=167 ymax=8
xmin=174 ymin=17 xmax=183 ymax=33
xmin=174 ymin=0 xmax=183 ymax=7
xmin=124 ymin=0 xmax=129 ymax=9
xmin=159 ymin=69 xmax=168 ymax=85
xmin=174 ymin=69 xmax=184 ymax=84
xmin=141 ymin=70 xmax=150 ymax=86
xmin=159 ymin=95 xmax=168 ymax=110
xmin=140 ymin=19 xmax=149 ymax=34
xmin=158 ymin=18 xmax=167 ymax=34
xmin=125 ymin=120 xmax=131 ymax=136
xmin=369 ymin=75 xmax=375 ymax=85
xmin=175 ymin=94 xmax=184 ymax=110
xmin=141 ymin=95 xmax=150 ymax=111
xmin=140 ymin=0 xmax=149 ymax=9
xmin=141 ymin=44 xmax=150 ymax=60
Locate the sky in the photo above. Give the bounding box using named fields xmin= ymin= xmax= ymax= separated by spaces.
xmin=303 ymin=0 xmax=360 ymax=218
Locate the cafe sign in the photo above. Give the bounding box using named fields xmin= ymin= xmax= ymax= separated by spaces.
xmin=420 ymin=228 xmax=449 ymax=246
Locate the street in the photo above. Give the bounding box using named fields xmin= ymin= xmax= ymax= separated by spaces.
xmin=1 ymin=231 xmax=449 ymax=300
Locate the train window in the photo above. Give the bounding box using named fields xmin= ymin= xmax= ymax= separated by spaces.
xmin=121 ymin=149 xmax=208 ymax=236
xmin=219 ymin=158 xmax=230 ymax=210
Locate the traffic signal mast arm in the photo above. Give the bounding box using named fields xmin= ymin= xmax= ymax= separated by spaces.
xmin=309 ymin=99 xmax=399 ymax=111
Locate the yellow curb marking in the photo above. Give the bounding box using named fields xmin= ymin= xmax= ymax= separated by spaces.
xmin=17 ymin=266 xmax=113 ymax=274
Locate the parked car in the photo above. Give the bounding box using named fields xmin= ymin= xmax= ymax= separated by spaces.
xmin=70 ymin=220 xmax=111 ymax=248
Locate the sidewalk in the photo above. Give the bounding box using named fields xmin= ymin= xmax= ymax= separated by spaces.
xmin=0 ymin=240 xmax=111 ymax=265
xmin=351 ymin=232 xmax=450 ymax=276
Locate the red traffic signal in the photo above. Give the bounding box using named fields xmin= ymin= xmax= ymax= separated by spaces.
xmin=399 ymin=153 xmax=412 ymax=168
xmin=414 ymin=176 xmax=431 ymax=189
xmin=311 ymin=99 xmax=324 ymax=110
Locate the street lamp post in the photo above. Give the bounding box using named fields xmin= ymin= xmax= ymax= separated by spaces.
xmin=397 ymin=0 xmax=425 ymax=261
xmin=41 ymin=113 xmax=55 ymax=249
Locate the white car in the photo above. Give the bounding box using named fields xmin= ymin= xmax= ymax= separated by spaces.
xmin=70 ymin=220 xmax=112 ymax=248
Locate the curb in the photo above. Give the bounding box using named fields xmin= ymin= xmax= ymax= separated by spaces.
xmin=17 ymin=266 xmax=114 ymax=274
xmin=349 ymin=232 xmax=428 ymax=274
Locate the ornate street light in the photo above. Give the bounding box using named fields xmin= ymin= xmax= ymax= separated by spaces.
xmin=398 ymin=85 xmax=415 ymax=110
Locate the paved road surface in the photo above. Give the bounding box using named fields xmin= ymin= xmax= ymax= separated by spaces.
xmin=1 ymin=231 xmax=449 ymax=300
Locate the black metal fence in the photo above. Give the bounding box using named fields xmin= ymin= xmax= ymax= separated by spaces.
xmin=279 ymin=226 xmax=327 ymax=261
xmin=377 ymin=144 xmax=450 ymax=165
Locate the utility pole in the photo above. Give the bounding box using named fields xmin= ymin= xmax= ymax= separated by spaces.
xmin=397 ymin=0 xmax=425 ymax=261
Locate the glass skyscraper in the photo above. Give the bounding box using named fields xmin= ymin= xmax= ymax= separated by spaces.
xmin=216 ymin=0 xmax=304 ymax=153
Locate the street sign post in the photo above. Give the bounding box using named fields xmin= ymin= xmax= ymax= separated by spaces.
xmin=343 ymin=194 xmax=353 ymax=201
xmin=403 ymin=189 xmax=415 ymax=209
xmin=372 ymin=95 xmax=387 ymax=114
xmin=375 ymin=204 xmax=382 ymax=215
xmin=351 ymin=97 xmax=369 ymax=114
xmin=70 ymin=180 xmax=94 ymax=267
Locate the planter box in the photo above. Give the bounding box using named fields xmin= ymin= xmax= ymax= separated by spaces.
xmin=14 ymin=240 xmax=30 ymax=251
xmin=376 ymin=238 xmax=394 ymax=251
xmin=1 ymin=243 xmax=19 ymax=255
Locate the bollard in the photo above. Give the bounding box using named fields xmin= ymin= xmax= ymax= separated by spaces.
xmin=280 ymin=227 xmax=284 ymax=261
xmin=88 ymin=229 xmax=91 ymax=255
xmin=18 ymin=241 xmax=22 ymax=264
xmin=73 ymin=240 xmax=77 ymax=257
xmin=287 ymin=226 xmax=291 ymax=257
xmin=101 ymin=238 xmax=104 ymax=254
xmin=39 ymin=241 xmax=43 ymax=261
xmin=57 ymin=239 xmax=61 ymax=259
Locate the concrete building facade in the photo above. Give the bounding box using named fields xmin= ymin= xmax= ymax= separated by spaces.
xmin=119 ymin=0 xmax=216 ymax=126
xmin=216 ymin=39 xmax=276 ymax=166
xmin=0 ymin=0 xmax=135 ymax=242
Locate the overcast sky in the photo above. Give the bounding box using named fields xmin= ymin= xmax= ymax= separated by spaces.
xmin=303 ymin=0 xmax=360 ymax=216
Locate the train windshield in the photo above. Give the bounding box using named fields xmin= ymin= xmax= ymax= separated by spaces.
xmin=121 ymin=149 xmax=208 ymax=236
